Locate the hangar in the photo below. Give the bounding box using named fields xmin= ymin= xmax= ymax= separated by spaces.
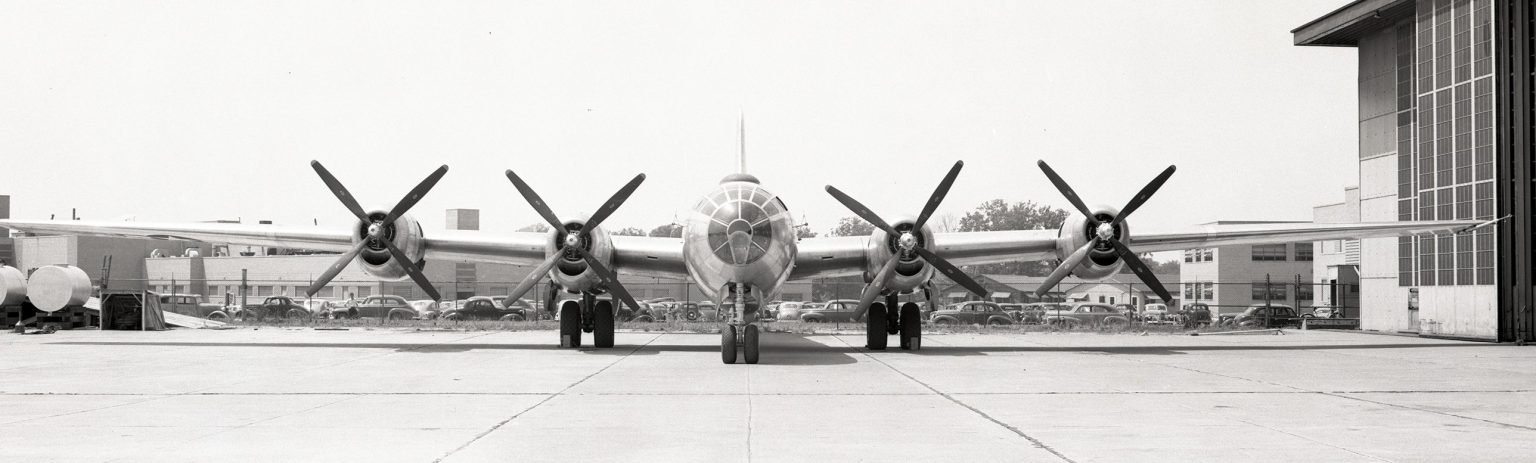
xmin=1294 ymin=0 xmax=1533 ymax=341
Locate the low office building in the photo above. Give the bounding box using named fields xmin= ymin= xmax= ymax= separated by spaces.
xmin=1178 ymin=223 xmax=1315 ymax=317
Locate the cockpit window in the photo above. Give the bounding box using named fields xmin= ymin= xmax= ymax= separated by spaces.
xmin=698 ymin=184 xmax=780 ymax=265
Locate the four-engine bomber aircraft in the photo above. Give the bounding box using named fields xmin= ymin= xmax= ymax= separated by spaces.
xmin=0 ymin=160 xmax=1477 ymax=364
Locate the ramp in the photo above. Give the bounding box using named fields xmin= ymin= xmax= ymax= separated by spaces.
xmin=163 ymin=311 xmax=226 ymax=329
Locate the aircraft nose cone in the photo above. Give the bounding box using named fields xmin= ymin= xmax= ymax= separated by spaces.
xmin=1095 ymin=222 xmax=1115 ymax=241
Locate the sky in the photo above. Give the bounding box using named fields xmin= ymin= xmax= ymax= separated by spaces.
xmin=1 ymin=0 xmax=1361 ymax=243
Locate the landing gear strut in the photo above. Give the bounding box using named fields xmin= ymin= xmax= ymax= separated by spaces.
xmin=720 ymin=283 xmax=760 ymax=364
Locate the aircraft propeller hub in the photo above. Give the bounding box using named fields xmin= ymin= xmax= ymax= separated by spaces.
xmin=897 ymin=232 xmax=918 ymax=252
xmin=1095 ymin=222 xmax=1115 ymax=241
xmin=563 ymin=233 xmax=581 ymax=248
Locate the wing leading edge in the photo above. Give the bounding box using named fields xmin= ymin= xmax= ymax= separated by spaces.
xmin=0 ymin=219 xmax=692 ymax=279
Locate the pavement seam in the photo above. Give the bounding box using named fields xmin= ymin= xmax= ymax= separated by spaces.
xmin=1323 ymin=392 xmax=1536 ymax=432
xmin=431 ymin=333 xmax=661 ymax=463
xmin=832 ymin=336 xmax=1077 ymax=463
xmin=101 ymin=395 xmax=364 ymax=463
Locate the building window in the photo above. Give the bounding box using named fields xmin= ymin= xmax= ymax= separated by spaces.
xmin=781 ymin=293 xmax=802 ymax=301
xmin=1184 ymin=250 xmax=1194 ymax=263
xmin=257 ymin=286 xmax=273 ymax=297
xmin=1297 ymin=284 xmax=1313 ymax=301
xmin=358 ymin=286 xmax=371 ymax=297
xmin=653 ymin=288 xmax=670 ymax=298
xmin=1251 ymin=282 xmax=1285 ymax=301
xmin=1294 ymin=243 xmax=1313 ymax=262
xmin=1251 ymin=245 xmax=1287 ymax=261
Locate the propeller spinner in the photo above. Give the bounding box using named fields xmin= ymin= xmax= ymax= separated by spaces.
xmin=1034 ymin=160 xmax=1176 ymax=303
xmin=825 ymin=160 xmax=990 ymax=320
xmin=305 ymin=161 xmax=447 ymax=301
xmin=501 ymin=170 xmax=646 ymax=312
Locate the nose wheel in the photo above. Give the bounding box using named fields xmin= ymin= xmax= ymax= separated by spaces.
xmin=721 ymin=324 xmax=760 ymax=364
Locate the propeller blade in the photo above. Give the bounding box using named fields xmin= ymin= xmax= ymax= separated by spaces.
xmin=310 ymin=161 xmax=371 ymax=223
xmin=912 ymin=160 xmax=964 ymax=230
xmin=570 ymin=246 xmax=643 ymax=312
xmin=382 ymin=165 xmax=449 ymax=225
xmin=1035 ymin=240 xmax=1096 ymax=296
xmin=306 ymin=240 xmax=369 ymax=297
xmin=852 ymin=257 xmax=901 ymax=321
xmin=1037 ymin=160 xmax=1097 ymax=224
xmin=380 ymin=239 xmax=440 ymax=301
xmin=911 ymin=246 xmax=988 ymax=298
xmin=1109 ymin=240 xmax=1173 ymax=304
xmin=1112 ymin=165 xmax=1175 ymax=226
xmin=504 ymin=253 xmax=562 ymax=305
xmin=506 ymin=169 xmax=567 ymax=232
xmin=824 ymin=185 xmax=900 ymax=236
xmin=582 ymin=173 xmax=646 ymax=233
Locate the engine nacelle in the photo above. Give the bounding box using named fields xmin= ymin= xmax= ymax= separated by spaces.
xmin=546 ymin=220 xmax=616 ymax=294
xmin=355 ymin=210 xmax=428 ymax=280
xmin=863 ymin=216 xmax=937 ymax=294
xmin=1055 ymin=206 xmax=1129 ymax=281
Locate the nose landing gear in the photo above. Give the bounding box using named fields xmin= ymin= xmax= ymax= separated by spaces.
xmin=720 ymin=283 xmax=761 ymax=364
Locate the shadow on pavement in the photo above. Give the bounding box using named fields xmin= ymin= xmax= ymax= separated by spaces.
xmin=48 ymin=339 xmax=1486 ymax=360
xmin=48 ymin=333 xmax=863 ymax=365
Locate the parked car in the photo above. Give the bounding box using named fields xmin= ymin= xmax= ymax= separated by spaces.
xmin=1008 ymin=303 xmax=1058 ymax=324
xmin=408 ymin=300 xmax=442 ymax=319
xmin=1232 ymin=304 xmax=1304 ymax=328
xmin=800 ymin=299 xmax=860 ymax=323
xmin=1307 ymin=306 xmax=1344 ymax=319
xmin=157 ymin=293 xmax=228 ymax=319
xmin=441 ymin=296 xmax=528 ymax=321
xmin=1181 ymin=303 xmax=1213 ymax=328
xmin=1141 ymin=303 xmax=1176 ymax=325
xmin=930 ymin=301 xmax=1014 ymax=325
xmin=1043 ymin=302 xmax=1132 ymax=328
xmin=300 ymin=299 xmax=345 ymax=317
xmin=775 ymin=301 xmax=807 ymax=321
xmin=331 ymin=295 xmax=417 ymax=320
xmin=241 ymin=296 xmax=312 ymax=321
xmin=1112 ymin=303 xmax=1140 ymax=321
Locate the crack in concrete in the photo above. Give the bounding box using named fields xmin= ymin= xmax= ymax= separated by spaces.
xmin=834 ymin=336 xmax=1077 ymax=463
xmin=431 ymin=333 xmax=660 ymax=463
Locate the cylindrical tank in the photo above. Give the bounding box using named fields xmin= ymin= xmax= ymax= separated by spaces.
xmin=27 ymin=265 xmax=93 ymax=312
xmin=0 ymin=266 xmax=25 ymax=306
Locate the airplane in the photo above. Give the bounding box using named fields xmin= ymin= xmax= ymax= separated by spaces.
xmin=0 ymin=160 xmax=1477 ymax=365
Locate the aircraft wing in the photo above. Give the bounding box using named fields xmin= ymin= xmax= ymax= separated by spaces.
xmin=1127 ymin=220 xmax=1483 ymax=253
xmin=788 ymin=220 xmax=1480 ymax=281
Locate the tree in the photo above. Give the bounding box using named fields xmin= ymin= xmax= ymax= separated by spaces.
xmin=517 ymin=223 xmax=550 ymax=233
xmin=648 ymin=223 xmax=684 ymax=238
xmin=829 ymin=216 xmax=875 ymax=237
xmin=614 ymin=227 xmax=646 ymax=236
xmin=957 ymin=199 xmax=1070 ymax=276
xmin=795 ymin=226 xmax=818 ymax=240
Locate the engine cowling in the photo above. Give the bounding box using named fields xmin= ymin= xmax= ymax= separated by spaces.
xmin=863 ymin=216 xmax=937 ymax=294
xmin=1055 ymin=206 xmax=1129 ymax=281
xmin=355 ymin=210 xmax=427 ymax=280
xmin=545 ymin=220 xmax=616 ymax=293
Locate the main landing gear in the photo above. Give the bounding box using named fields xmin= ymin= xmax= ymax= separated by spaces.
xmin=720 ymin=283 xmax=761 ymax=364
xmin=866 ymin=294 xmax=922 ymax=351
xmin=558 ymin=292 xmax=616 ymax=349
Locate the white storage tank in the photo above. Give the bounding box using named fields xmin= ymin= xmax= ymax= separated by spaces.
xmin=27 ymin=265 xmax=93 ymax=312
xmin=0 ymin=266 xmax=25 ymax=306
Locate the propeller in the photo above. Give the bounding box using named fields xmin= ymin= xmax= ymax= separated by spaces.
xmin=306 ymin=161 xmax=447 ymax=301
xmin=825 ymin=160 xmax=990 ymax=320
xmin=1033 ymin=160 xmax=1176 ymax=303
xmin=501 ymin=170 xmax=646 ymax=312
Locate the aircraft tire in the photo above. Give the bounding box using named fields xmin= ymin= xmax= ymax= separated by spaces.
xmin=743 ymin=324 xmax=759 ymax=364
xmin=900 ymin=302 xmax=921 ymax=351
xmin=560 ymin=302 xmax=582 ymax=348
xmin=594 ymin=300 xmax=615 ymax=348
xmin=720 ymin=325 xmax=737 ymax=364
xmin=865 ymin=303 xmax=887 ymax=350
